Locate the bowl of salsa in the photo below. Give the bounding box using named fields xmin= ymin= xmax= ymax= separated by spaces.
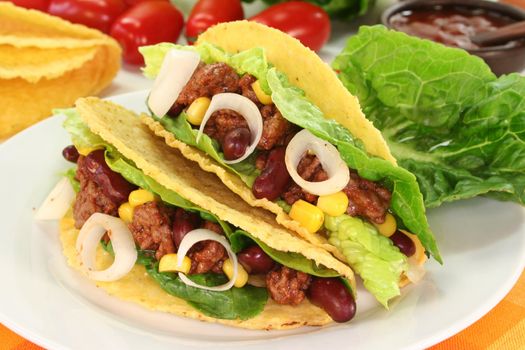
xmin=381 ymin=0 xmax=525 ymax=75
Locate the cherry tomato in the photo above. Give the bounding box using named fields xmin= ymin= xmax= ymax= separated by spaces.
xmin=249 ymin=1 xmax=331 ymax=52
xmin=185 ymin=0 xmax=244 ymax=44
xmin=123 ymin=0 xmax=166 ymax=6
xmin=110 ymin=1 xmax=184 ymax=65
xmin=48 ymin=0 xmax=126 ymax=33
xmin=6 ymin=0 xmax=49 ymax=11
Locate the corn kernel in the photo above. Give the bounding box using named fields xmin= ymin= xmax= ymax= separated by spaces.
xmin=159 ymin=254 xmax=192 ymax=274
xmin=222 ymin=258 xmax=248 ymax=288
xmin=76 ymin=146 xmax=103 ymax=156
xmin=374 ymin=213 xmax=397 ymax=237
xmin=186 ymin=97 xmax=211 ymax=125
xmin=289 ymin=199 xmax=324 ymax=234
xmin=118 ymin=202 xmax=134 ymax=223
xmin=317 ymin=191 xmax=349 ymax=217
xmin=128 ymin=189 xmax=155 ymax=208
xmin=400 ymin=229 xmax=427 ymax=265
xmin=251 ymin=80 xmax=272 ymax=105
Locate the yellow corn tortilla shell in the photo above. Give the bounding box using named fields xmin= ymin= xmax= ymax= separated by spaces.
xmin=0 ymin=2 xmax=121 ymax=140
xmin=0 ymin=45 xmax=97 ymax=82
xmin=71 ymin=96 xmax=357 ymax=329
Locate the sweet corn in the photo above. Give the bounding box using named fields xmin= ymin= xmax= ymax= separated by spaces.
xmin=128 ymin=189 xmax=155 ymax=208
xmin=289 ymin=199 xmax=324 ymax=234
xmin=374 ymin=213 xmax=397 ymax=237
xmin=186 ymin=97 xmax=211 ymax=125
xmin=317 ymin=191 xmax=349 ymax=216
xmin=251 ymin=80 xmax=272 ymax=105
xmin=76 ymin=145 xmax=103 ymax=156
xmin=158 ymin=254 xmax=192 ymax=274
xmin=118 ymin=202 xmax=134 ymax=223
xmin=222 ymin=258 xmax=248 ymax=288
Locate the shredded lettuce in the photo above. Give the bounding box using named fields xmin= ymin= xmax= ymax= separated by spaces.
xmin=325 ymin=215 xmax=407 ymax=307
xmin=333 ymin=25 xmax=525 ymax=208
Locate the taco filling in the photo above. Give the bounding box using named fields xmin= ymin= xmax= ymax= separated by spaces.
xmin=139 ymin=27 xmax=436 ymax=306
xmin=43 ymin=105 xmax=358 ymax=327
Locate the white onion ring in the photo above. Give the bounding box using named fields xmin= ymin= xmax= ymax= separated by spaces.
xmin=76 ymin=213 xmax=137 ymax=282
xmin=285 ymin=129 xmax=350 ymax=196
xmin=176 ymin=228 xmax=238 ymax=291
xmin=35 ymin=177 xmax=75 ymax=220
xmin=147 ymin=49 xmax=201 ymax=117
xmin=196 ymin=93 xmax=263 ymax=164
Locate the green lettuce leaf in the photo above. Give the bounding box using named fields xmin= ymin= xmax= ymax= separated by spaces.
xmin=241 ymin=0 xmax=374 ymax=19
xmin=325 ymin=215 xmax=407 ymax=307
xmin=268 ymin=68 xmax=441 ymax=263
xmin=333 ymin=25 xmax=525 ymax=208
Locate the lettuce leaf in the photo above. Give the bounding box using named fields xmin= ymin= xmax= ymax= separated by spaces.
xmin=333 ymin=26 xmax=525 ymax=208
xmin=325 ymin=215 xmax=407 ymax=307
xmin=268 ymin=68 xmax=441 ymax=263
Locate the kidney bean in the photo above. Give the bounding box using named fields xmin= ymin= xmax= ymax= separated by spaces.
xmin=83 ymin=150 xmax=135 ymax=203
xmin=252 ymin=147 xmax=290 ymax=201
xmin=172 ymin=208 xmax=201 ymax=248
xmin=62 ymin=145 xmax=79 ymax=163
xmin=390 ymin=230 xmax=416 ymax=257
xmin=222 ymin=128 xmax=251 ymax=160
xmin=237 ymin=245 xmax=275 ymax=274
xmin=307 ymin=277 xmax=356 ymax=323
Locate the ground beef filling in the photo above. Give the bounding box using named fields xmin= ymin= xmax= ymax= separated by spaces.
xmin=73 ymin=155 xmax=123 ymax=228
xmin=266 ymin=266 xmax=312 ymax=305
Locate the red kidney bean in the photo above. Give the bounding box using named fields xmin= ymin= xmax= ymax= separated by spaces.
xmin=83 ymin=150 xmax=135 ymax=203
xmin=237 ymin=245 xmax=275 ymax=274
xmin=390 ymin=230 xmax=416 ymax=257
xmin=172 ymin=208 xmax=201 ymax=248
xmin=62 ymin=145 xmax=79 ymax=163
xmin=252 ymin=147 xmax=290 ymax=201
xmin=307 ymin=277 xmax=356 ymax=323
xmin=222 ymin=128 xmax=251 ymax=161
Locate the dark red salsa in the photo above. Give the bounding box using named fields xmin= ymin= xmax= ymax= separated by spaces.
xmin=389 ymin=6 xmax=518 ymax=49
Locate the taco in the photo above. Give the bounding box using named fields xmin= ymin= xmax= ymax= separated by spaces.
xmin=138 ymin=21 xmax=440 ymax=307
xmin=43 ymin=97 xmax=359 ymax=329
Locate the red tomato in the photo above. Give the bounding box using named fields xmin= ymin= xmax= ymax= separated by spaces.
xmin=123 ymin=0 xmax=166 ymax=6
xmin=110 ymin=1 xmax=184 ymax=65
xmin=185 ymin=0 xmax=244 ymax=44
xmin=6 ymin=0 xmax=49 ymax=11
xmin=250 ymin=1 xmax=331 ymax=52
xmin=48 ymin=0 xmax=126 ymax=33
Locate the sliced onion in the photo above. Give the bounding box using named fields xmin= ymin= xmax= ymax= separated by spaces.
xmin=285 ymin=129 xmax=350 ymax=196
xmin=35 ymin=177 xmax=75 ymax=220
xmin=147 ymin=49 xmax=201 ymax=118
xmin=76 ymin=213 xmax=137 ymax=282
xmin=176 ymin=228 xmax=238 ymax=291
xmin=196 ymin=93 xmax=263 ymax=164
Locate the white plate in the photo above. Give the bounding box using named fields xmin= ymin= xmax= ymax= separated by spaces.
xmin=1 ymin=91 xmax=524 ymax=350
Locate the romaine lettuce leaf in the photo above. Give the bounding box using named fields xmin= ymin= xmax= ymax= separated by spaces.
xmin=333 ymin=25 xmax=525 ymax=208
xmin=325 ymin=215 xmax=407 ymax=307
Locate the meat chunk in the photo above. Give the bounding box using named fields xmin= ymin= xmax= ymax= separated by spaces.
xmin=129 ymin=201 xmax=175 ymax=260
xmin=282 ymin=154 xmax=328 ymax=205
xmin=176 ymin=63 xmax=240 ymax=106
xmin=202 ymin=221 xmax=223 ymax=235
xmin=257 ymin=105 xmax=294 ymax=150
xmin=266 ymin=266 xmax=311 ymax=305
xmin=343 ymin=171 xmax=391 ymax=224
xmin=73 ymin=180 xmax=119 ymax=229
xmin=239 ymin=74 xmax=262 ymax=107
xmin=203 ymin=109 xmax=248 ymax=144
xmin=188 ymin=240 xmax=227 ymax=274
